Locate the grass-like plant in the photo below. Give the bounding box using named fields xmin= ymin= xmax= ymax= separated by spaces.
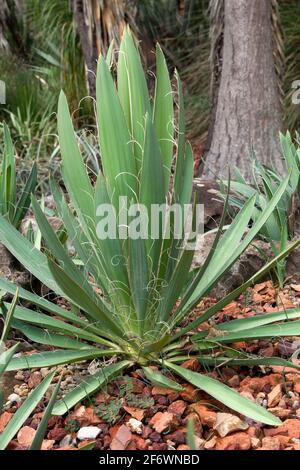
xmin=0 ymin=124 xmax=37 ymax=229
xmin=221 ymin=132 xmax=300 ymax=287
xmin=0 ymin=30 xmax=300 ymax=425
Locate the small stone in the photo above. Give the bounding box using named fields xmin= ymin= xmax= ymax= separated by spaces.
xmin=17 ymin=426 xmax=36 ymax=447
xmin=40 ymin=368 xmax=50 ymax=378
xmin=28 ymin=371 xmax=42 ymax=389
xmin=14 ymin=370 xmax=25 ymax=381
xmin=166 ymin=429 xmax=186 ymax=445
xmin=77 ymin=426 xmax=101 ymax=441
xmin=149 ymin=431 xmax=162 ymax=443
xmin=180 ymin=359 xmax=200 ymax=372
xmin=240 ymin=390 xmax=255 ymax=402
xmin=0 ymin=412 xmax=12 ymax=432
xmin=166 ymin=439 xmax=176 ymax=450
xmin=228 ymin=375 xmax=240 ymax=388
xmin=204 ymin=436 xmax=217 ymax=449
xmin=149 ymin=412 xmax=178 ymax=433
xmin=213 ymin=413 xmax=249 ymax=437
xmin=6 ymin=393 xmax=21 ymax=406
xmin=151 ymin=386 xmax=177 ymax=396
xmin=268 ymin=407 xmax=291 ymax=419
xmin=14 ymin=383 xmax=29 ymax=397
xmin=150 ymin=442 xmax=168 ymax=450
xmin=110 ymin=424 xmax=132 ymax=450
xmin=123 ymin=405 xmax=145 ymax=421
xmin=155 ymin=395 xmax=169 ymax=406
xmin=167 ymin=400 xmax=186 ymax=418
xmin=47 ymin=427 xmax=67 ymax=441
xmin=178 ymin=444 xmax=190 ymax=451
xmin=127 ymin=418 xmax=143 ymax=435
xmin=59 ymin=435 xmax=72 ymax=448
xmin=264 ymin=419 xmax=300 ymax=439
xmin=267 ymin=384 xmax=282 ymax=407
xmin=216 ymin=432 xmax=251 ymax=450
xmin=190 ymin=403 xmax=217 ymax=427
xmin=260 ymin=436 xmax=280 ymax=450
xmin=132 ymin=436 xmax=148 ymax=450
xmin=251 ymin=437 xmax=261 ymax=449
xmin=194 ymin=436 xmax=205 ymax=450
xmin=180 ymin=384 xmax=199 ymax=402
xmin=69 ymin=406 xmax=101 ymax=426
xmin=41 ymin=439 xmax=55 ymax=451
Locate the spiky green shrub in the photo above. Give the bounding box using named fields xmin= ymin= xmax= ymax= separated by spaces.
xmin=0 ymin=124 xmax=37 ymax=229
xmin=0 ymin=31 xmax=300 ymax=425
xmin=220 ymin=132 xmax=300 ymax=287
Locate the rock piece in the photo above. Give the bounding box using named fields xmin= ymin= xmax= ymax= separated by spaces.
xmin=149 ymin=412 xmax=178 ymax=433
xmin=215 ymin=432 xmax=251 ymax=450
xmin=0 ymin=412 xmax=12 ymax=432
xmin=167 ymin=400 xmax=186 ymax=418
xmin=267 ymin=384 xmax=282 ymax=407
xmin=110 ymin=425 xmax=132 ymax=450
xmin=77 ymin=426 xmax=101 ymax=441
xmin=190 ymin=403 xmax=217 ymax=427
xmin=264 ymin=419 xmax=300 ymax=439
xmin=213 ymin=413 xmax=249 ymax=437
xmin=17 ymin=426 xmax=36 ymax=447
xmin=127 ymin=418 xmax=143 ymax=435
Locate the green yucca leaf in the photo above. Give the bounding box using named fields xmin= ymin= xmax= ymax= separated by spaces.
xmin=30 ymin=376 xmax=62 ymax=450
xmin=173 ymin=237 xmax=300 ymax=341
xmin=5 ymin=348 xmax=118 ymax=371
xmin=118 ymin=28 xmax=151 ymax=169
xmin=0 ymin=343 xmax=19 ymax=376
xmin=0 ymin=290 xmax=18 ymax=343
xmin=0 ymin=371 xmax=55 ymax=450
xmin=153 ymin=44 xmax=174 ymax=192
xmin=48 ymin=259 xmax=123 ymax=338
xmin=12 ymin=163 xmax=37 ymax=229
xmin=0 ymin=301 xmax=105 ymax=345
xmin=96 ymin=55 xmax=138 ymax=209
xmin=142 ymin=366 xmax=184 ymax=391
xmin=140 ymin=113 xmax=165 ymax=276
xmin=14 ymin=322 xmax=91 ymax=350
xmin=58 ymin=91 xmax=94 ymax=222
xmin=186 ymin=417 xmax=197 ymax=450
xmin=215 ymin=308 xmax=300 ymax=333
xmin=128 ymin=235 xmax=149 ymax=336
xmin=166 ymin=362 xmax=281 ymax=426
xmin=214 ymin=321 xmax=300 ymax=344
xmin=197 ymin=356 xmax=300 ymax=369
xmin=52 ymin=361 xmax=131 ymax=415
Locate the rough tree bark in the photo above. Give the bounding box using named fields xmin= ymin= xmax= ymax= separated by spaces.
xmin=202 ymin=0 xmax=285 ymax=181
xmin=71 ymin=0 xmax=138 ymax=97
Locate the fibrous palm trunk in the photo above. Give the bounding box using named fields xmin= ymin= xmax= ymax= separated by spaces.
xmin=71 ymin=0 xmax=138 ymax=97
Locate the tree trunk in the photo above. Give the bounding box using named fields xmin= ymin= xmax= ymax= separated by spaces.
xmin=202 ymin=0 xmax=285 ymax=181
xmin=71 ymin=0 xmax=138 ymax=97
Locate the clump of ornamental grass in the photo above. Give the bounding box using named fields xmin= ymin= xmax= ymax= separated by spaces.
xmin=0 ymin=124 xmax=37 ymax=229
xmin=1 ymin=30 xmax=300 ymax=425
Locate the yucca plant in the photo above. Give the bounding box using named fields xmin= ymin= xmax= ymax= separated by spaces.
xmin=1 ymin=30 xmax=300 ymax=426
xmin=0 ymin=124 xmax=37 ymax=229
xmin=221 ymin=132 xmax=300 ymax=287
xmin=0 ymin=293 xmax=60 ymax=450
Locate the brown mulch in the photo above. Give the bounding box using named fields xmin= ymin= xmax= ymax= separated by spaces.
xmin=1 ymin=281 xmax=300 ymax=451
